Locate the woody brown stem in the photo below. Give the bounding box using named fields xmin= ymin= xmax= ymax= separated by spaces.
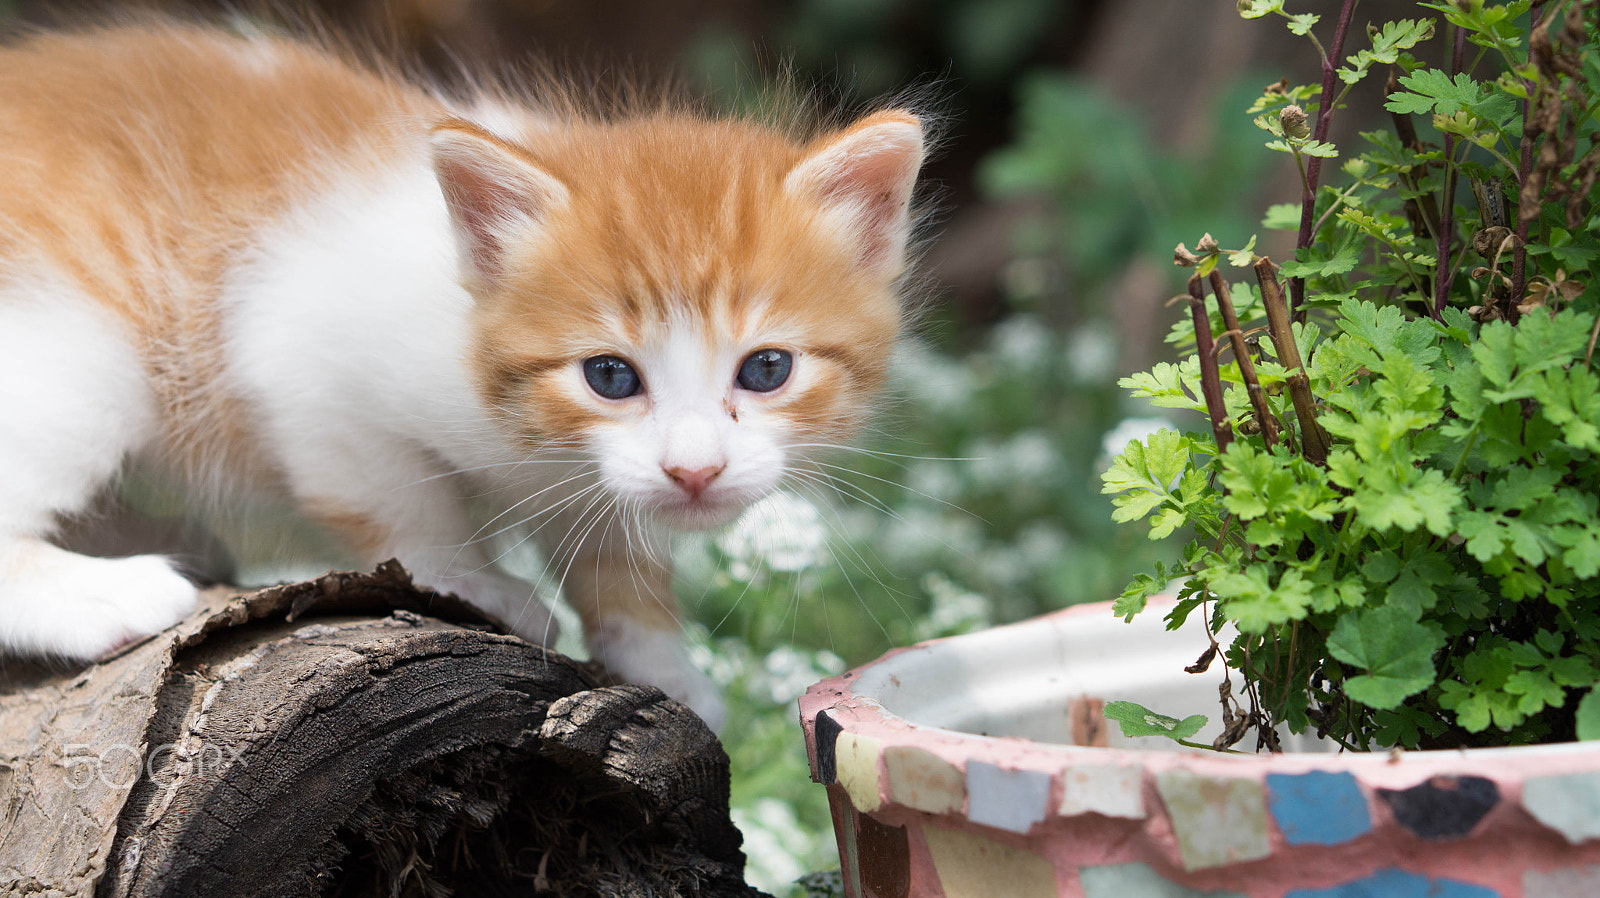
xmin=1291 ymin=0 xmax=1359 ymax=319
xmin=1433 ymin=24 xmax=1469 ymax=320
xmin=1255 ymin=258 xmax=1329 ymax=465
xmin=1209 ymin=271 xmax=1280 ymax=449
xmin=1187 ymin=273 xmax=1234 ymax=454
xmin=1510 ymin=4 xmax=1552 ymax=306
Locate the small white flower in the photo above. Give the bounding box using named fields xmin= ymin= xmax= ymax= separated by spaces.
xmin=761 ymin=645 xmax=847 ymax=704
xmin=918 ymin=572 xmax=991 ymax=638
xmin=717 ymin=491 xmax=829 ymax=579
xmin=732 ymin=798 xmax=818 ymax=892
xmin=892 ymin=342 xmax=975 ymax=410
xmin=989 ymin=313 xmax=1054 ymax=371
xmin=1065 ymin=322 xmax=1117 ymax=383
xmin=905 ymin=458 xmax=963 ymax=503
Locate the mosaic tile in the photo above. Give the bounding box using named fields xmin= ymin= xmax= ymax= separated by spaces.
xmin=922 ymin=824 xmax=1058 ymax=898
xmin=1377 ymin=776 xmax=1498 ymax=840
xmin=882 ymin=745 xmax=964 ymax=815
xmin=1060 ymin=763 xmax=1145 ymax=819
xmin=1524 ymin=864 xmax=1600 ymax=897
xmin=835 ymin=731 xmax=885 ymax=813
xmin=855 ymin=814 xmax=910 ymax=898
xmin=1154 ymin=771 xmax=1271 ymax=871
xmin=1523 ymin=773 xmax=1600 ymax=844
xmin=1266 ymin=770 xmax=1372 ymax=845
xmin=813 ymin=709 xmax=842 ymax=784
xmin=1285 ymin=867 xmax=1498 ymax=897
xmin=1080 ymin=862 xmax=1246 ymax=897
xmin=966 ymin=760 xmax=1052 ymax=835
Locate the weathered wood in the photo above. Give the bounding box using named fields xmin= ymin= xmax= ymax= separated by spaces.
xmin=0 ymin=563 xmax=768 ymax=898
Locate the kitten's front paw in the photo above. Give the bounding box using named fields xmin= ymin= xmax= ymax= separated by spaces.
xmin=587 ymin=620 xmax=726 ymax=731
xmin=0 ymin=543 xmax=198 ymax=661
xmin=415 ymin=568 xmax=559 ymax=647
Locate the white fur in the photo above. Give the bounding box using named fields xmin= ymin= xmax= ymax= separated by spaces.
xmin=221 ymin=160 xmax=560 ymax=643
xmin=587 ymin=615 xmax=726 ymax=731
xmin=0 ymin=286 xmax=198 ymax=658
xmin=591 ymin=319 xmax=790 ymax=531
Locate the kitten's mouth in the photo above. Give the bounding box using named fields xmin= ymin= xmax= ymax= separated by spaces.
xmin=652 ymin=490 xmax=751 ymax=531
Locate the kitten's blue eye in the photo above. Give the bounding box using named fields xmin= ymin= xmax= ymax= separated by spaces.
xmin=737 ymin=349 xmax=792 ymax=393
xmin=583 ymin=356 xmax=642 ymax=399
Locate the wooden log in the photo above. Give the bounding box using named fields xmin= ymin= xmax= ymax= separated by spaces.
xmin=0 ymin=562 xmax=769 ymax=898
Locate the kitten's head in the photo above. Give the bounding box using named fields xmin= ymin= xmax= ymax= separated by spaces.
xmin=433 ymin=108 xmax=924 ymax=530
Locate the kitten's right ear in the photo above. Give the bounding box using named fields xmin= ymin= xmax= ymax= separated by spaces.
xmin=786 ymin=110 xmax=925 ymax=279
xmin=431 ymin=122 xmax=568 ymax=287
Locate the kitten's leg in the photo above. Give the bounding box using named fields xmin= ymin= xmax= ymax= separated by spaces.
xmin=559 ymin=540 xmax=726 ymax=730
xmin=284 ymin=446 xmax=558 ymax=645
xmin=0 ymin=297 xmax=198 ymax=659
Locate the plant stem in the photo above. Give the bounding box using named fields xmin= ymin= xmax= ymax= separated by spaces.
xmin=1255 ymin=259 xmax=1330 ymax=465
xmin=1511 ymin=3 xmax=1551 ymax=305
xmin=1449 ymin=423 xmax=1482 ymax=480
xmin=1188 ymin=273 xmax=1235 ymax=455
xmin=1433 ymin=23 xmax=1469 ymax=319
xmin=1291 ymin=0 xmax=1360 ymax=319
xmin=1209 ymin=271 xmax=1280 ymax=449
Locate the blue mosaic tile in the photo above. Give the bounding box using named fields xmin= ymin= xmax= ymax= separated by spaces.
xmin=1266 ymin=771 xmax=1372 ymax=846
xmin=1286 ymin=868 xmax=1499 ymax=897
xmin=1377 ymin=776 xmax=1498 ymax=840
xmin=965 ymin=760 xmax=1052 ymax=835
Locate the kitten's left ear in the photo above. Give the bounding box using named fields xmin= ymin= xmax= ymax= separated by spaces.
xmin=431 ymin=122 xmax=569 ymax=288
xmin=786 ymin=110 xmax=925 ymax=278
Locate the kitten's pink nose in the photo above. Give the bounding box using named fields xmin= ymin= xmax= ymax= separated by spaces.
xmin=664 ymin=464 xmax=724 ymax=498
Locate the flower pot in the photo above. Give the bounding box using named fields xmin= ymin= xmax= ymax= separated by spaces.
xmin=798 ymin=599 xmax=1600 ymax=897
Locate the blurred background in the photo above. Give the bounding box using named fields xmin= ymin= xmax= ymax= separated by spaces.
xmin=4 ymin=0 xmax=1417 ymax=891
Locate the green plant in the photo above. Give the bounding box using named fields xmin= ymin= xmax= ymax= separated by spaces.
xmin=1102 ymin=0 xmax=1600 ymax=751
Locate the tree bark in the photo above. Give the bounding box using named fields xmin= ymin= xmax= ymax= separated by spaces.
xmin=0 ymin=562 xmax=768 ymax=898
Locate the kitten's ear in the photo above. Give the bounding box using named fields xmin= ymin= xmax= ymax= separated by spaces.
xmin=431 ymin=122 xmax=568 ymax=287
xmin=785 ymin=110 xmax=925 ymax=278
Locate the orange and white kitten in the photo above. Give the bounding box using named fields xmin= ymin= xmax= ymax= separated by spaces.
xmin=0 ymin=23 xmax=924 ymax=727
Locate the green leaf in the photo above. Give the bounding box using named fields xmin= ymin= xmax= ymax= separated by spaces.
xmin=1279 ymin=243 xmax=1361 ymax=278
xmin=1559 ymin=526 xmax=1600 ymax=579
xmin=1326 ymin=606 xmax=1446 ymax=709
xmin=1577 ymin=689 xmax=1600 ymax=742
xmin=1338 ymin=464 xmax=1462 ymax=537
xmin=1213 ymin=565 xmax=1314 ymax=632
xmin=1103 ymin=701 xmax=1208 ymax=742
xmin=1114 ymin=572 xmax=1167 ymax=621
xmin=1149 ymin=507 xmax=1188 ymax=539
xmin=1262 ymin=202 xmax=1301 ymax=230
xmin=1506 ymin=670 xmax=1566 ymax=715
xmin=1237 ymin=0 xmax=1285 ymax=19
xmin=1342 ymin=18 xmax=1435 ymax=83
xmin=1533 ymin=363 xmax=1600 ymax=451
xmin=1285 ymin=12 xmax=1320 ymax=35
xmin=1385 ymin=69 xmax=1487 ymax=117
xmin=1227 ymin=235 xmax=1258 ymax=268
xmin=1361 ymin=550 xmax=1401 ymax=584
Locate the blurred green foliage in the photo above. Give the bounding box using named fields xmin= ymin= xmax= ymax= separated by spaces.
xmin=980 ymin=73 xmax=1276 ymax=303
